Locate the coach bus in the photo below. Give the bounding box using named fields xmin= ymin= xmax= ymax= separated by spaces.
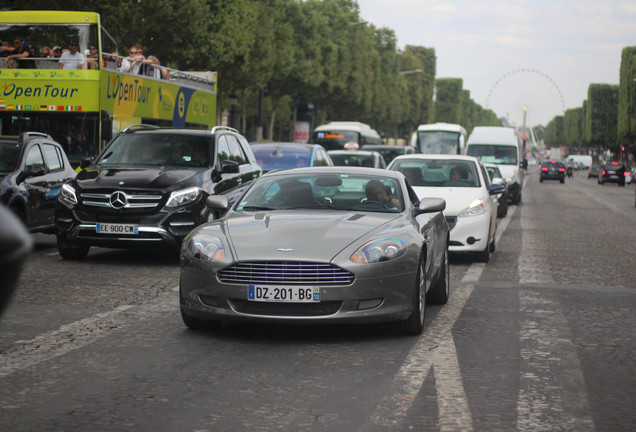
xmin=409 ymin=122 xmax=467 ymax=155
xmin=0 ymin=10 xmax=217 ymax=166
xmin=311 ymin=121 xmax=381 ymax=150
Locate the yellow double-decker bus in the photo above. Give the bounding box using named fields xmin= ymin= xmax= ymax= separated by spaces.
xmin=0 ymin=11 xmax=217 ymax=166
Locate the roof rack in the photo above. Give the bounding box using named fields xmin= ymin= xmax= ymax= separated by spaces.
xmin=122 ymin=124 xmax=161 ymax=133
xmin=210 ymin=126 xmax=239 ymax=134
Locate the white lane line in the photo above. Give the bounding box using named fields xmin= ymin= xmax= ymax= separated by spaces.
xmin=516 ymin=183 xmax=594 ymax=431
xmin=370 ymin=269 xmax=482 ymax=431
xmin=370 ymin=200 xmax=520 ymax=430
xmin=0 ymin=291 xmax=177 ymax=378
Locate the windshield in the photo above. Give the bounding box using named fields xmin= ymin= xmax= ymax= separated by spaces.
xmin=0 ymin=141 xmax=21 ymax=172
xmin=329 ymin=153 xmax=375 ymax=167
xmin=417 ymin=131 xmax=460 ymax=154
xmin=98 ymin=133 xmax=211 ymax=167
xmin=236 ymin=173 xmax=404 ymax=213
xmin=466 ymin=144 xmax=518 ymax=165
xmin=390 ymin=159 xmax=481 ymax=187
xmin=252 ymin=146 xmax=312 ymax=171
xmin=312 ymin=130 xmax=360 ymax=150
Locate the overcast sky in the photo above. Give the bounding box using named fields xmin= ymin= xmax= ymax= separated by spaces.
xmin=356 ymin=0 xmax=636 ymax=127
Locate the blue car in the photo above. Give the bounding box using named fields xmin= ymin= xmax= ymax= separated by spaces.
xmin=251 ymin=142 xmax=334 ymax=173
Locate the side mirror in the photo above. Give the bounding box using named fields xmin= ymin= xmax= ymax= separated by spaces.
xmin=491 ymin=177 xmax=506 ymax=186
xmin=221 ymin=159 xmax=240 ymax=174
xmin=489 ymin=184 xmax=505 ymax=195
xmin=26 ymin=165 xmax=46 ymax=178
xmin=80 ymin=157 xmax=93 ymax=169
xmin=416 ymin=197 xmax=446 ymax=214
xmin=206 ymin=195 xmax=229 ymax=211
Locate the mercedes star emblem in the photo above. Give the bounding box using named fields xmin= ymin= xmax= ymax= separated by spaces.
xmin=110 ymin=191 xmax=127 ymax=209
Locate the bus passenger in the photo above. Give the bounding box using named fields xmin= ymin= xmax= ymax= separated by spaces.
xmin=5 ymin=36 xmax=33 ymax=68
xmin=58 ymin=40 xmax=85 ymax=70
xmin=144 ymin=55 xmax=168 ymax=79
xmin=118 ymin=44 xmax=145 ymax=74
xmin=86 ymin=44 xmax=99 ymax=70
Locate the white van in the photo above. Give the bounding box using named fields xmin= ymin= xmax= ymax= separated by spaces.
xmin=566 ymin=155 xmax=593 ymax=170
xmin=466 ymin=126 xmax=524 ymax=204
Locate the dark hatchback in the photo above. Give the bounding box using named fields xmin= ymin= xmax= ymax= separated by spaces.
xmin=540 ymin=160 xmax=565 ymax=183
xmin=55 ymin=126 xmax=261 ymax=259
xmin=598 ymin=161 xmax=626 ymax=186
xmin=1 ymin=132 xmax=77 ymax=233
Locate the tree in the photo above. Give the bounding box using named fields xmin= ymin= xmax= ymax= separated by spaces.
xmin=585 ymin=84 xmax=619 ymax=151
xmin=617 ymin=46 xmax=636 ymax=152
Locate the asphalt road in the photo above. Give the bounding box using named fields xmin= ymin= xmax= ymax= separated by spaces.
xmin=1 ymin=169 xmax=634 ymax=432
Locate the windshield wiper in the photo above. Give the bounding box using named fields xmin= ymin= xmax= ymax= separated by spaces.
xmin=241 ymin=205 xmax=276 ymax=211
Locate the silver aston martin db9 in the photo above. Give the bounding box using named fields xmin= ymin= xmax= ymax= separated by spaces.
xmin=179 ymin=167 xmax=450 ymax=335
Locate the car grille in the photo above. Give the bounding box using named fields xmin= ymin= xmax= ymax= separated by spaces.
xmin=218 ymin=261 xmax=354 ymax=286
xmin=80 ymin=191 xmax=163 ymax=209
xmin=230 ymin=299 xmax=342 ymax=316
xmin=445 ymin=216 xmax=457 ymax=231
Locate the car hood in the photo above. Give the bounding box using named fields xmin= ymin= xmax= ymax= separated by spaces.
xmin=411 ymin=186 xmax=487 ymax=215
xmin=74 ymin=165 xmax=205 ymax=190
xmin=223 ymin=211 xmax=400 ymax=261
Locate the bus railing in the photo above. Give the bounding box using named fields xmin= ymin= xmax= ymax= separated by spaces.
xmin=6 ymin=53 xmax=216 ymax=92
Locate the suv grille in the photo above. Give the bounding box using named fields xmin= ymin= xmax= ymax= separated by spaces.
xmin=218 ymin=261 xmax=354 ymax=286
xmin=81 ymin=191 xmax=163 ymax=209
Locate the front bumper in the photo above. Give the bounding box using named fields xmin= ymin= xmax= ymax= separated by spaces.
xmin=446 ymin=212 xmax=491 ymax=253
xmin=179 ymin=263 xmax=418 ymax=325
xmin=55 ymin=200 xmax=208 ymax=249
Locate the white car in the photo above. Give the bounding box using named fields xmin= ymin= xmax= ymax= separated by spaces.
xmin=388 ymin=154 xmax=504 ymax=262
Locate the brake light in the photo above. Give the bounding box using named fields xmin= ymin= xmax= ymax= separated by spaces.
xmin=602 ymin=170 xmax=606 ymax=175
xmin=558 ymin=168 xmax=565 ymax=172
xmin=541 ymin=167 xmax=548 ymax=171
xmin=551 ymin=160 xmax=556 ymax=164
xmin=612 ymin=162 xmax=619 ymax=165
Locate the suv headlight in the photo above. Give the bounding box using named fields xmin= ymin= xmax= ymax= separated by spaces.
xmin=166 ymin=187 xmax=202 ymax=207
xmin=458 ymin=199 xmax=487 ymax=217
xmin=59 ymin=184 xmax=78 ymax=205
xmin=350 ymin=238 xmax=406 ymax=264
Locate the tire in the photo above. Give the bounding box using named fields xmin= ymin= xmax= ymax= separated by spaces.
xmin=474 ymin=230 xmax=491 ymax=263
xmin=427 ymin=247 xmax=449 ymax=305
xmin=497 ymin=200 xmax=508 ymax=218
xmin=513 ymin=191 xmax=522 ymax=205
xmin=540 ymin=177 xmax=543 ymax=183
xmin=490 ymin=235 xmax=496 ymax=253
xmin=180 ymin=306 xmax=220 ymax=330
xmin=560 ymin=178 xmax=564 ymax=184
xmin=56 ymin=235 xmax=90 ymax=260
xmin=396 ymin=255 xmax=426 ymax=335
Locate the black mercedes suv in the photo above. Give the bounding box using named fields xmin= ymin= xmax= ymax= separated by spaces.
xmin=55 ymin=125 xmax=261 ymax=259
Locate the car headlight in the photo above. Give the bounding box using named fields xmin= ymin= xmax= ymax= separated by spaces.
xmin=350 ymin=237 xmax=406 ymax=264
xmin=166 ymin=187 xmax=202 ymax=207
xmin=458 ymin=199 xmax=487 ymax=217
xmin=59 ymin=184 xmax=78 ymax=205
xmin=187 ymin=235 xmax=225 ymax=261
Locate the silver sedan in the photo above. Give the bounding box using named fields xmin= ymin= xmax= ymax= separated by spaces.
xmin=180 ymin=167 xmax=450 ymax=335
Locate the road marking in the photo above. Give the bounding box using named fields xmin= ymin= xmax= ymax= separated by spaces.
xmin=516 ymin=182 xmax=594 ymax=431
xmin=370 ymin=203 xmax=521 ymax=430
xmin=0 ymin=292 xmax=177 ymax=378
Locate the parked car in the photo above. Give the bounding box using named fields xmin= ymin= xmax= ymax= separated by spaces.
xmin=0 ymin=132 xmax=77 ymax=233
xmin=483 ymin=162 xmax=509 ymax=218
xmin=387 ymin=154 xmax=504 ymax=263
xmin=55 ymin=125 xmax=262 ymax=259
xmin=598 ymin=161 xmax=626 ymax=186
xmin=361 ymin=144 xmax=416 ymax=165
xmin=588 ymin=165 xmax=600 ymax=178
xmin=327 ymin=150 xmax=387 ymax=169
xmin=540 ymin=160 xmax=566 ymax=183
xmin=180 ymin=167 xmax=450 ymax=335
xmin=250 ymin=142 xmax=333 ymax=173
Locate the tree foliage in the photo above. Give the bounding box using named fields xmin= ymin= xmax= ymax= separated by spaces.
xmin=9 ymin=0 xmax=497 ymax=141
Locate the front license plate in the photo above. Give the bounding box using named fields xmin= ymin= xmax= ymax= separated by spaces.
xmin=96 ymin=223 xmax=139 ymax=235
xmin=248 ymin=285 xmax=320 ymax=302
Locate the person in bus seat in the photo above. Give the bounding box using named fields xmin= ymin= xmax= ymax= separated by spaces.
xmin=5 ymin=36 xmax=33 ymax=68
xmin=86 ymin=44 xmax=100 ymax=70
xmin=58 ymin=40 xmax=85 ymax=70
xmin=0 ymin=40 xmax=13 ymax=67
xmin=118 ymin=44 xmax=146 ymax=75
xmin=144 ymin=55 xmax=169 ymax=79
